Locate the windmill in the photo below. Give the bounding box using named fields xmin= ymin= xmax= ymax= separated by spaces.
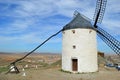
xmin=7 ymin=0 xmax=120 ymax=73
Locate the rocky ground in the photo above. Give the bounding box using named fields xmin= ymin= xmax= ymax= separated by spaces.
xmin=0 ymin=67 xmax=120 ymax=80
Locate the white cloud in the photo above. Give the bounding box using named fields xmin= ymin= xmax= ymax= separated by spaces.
xmin=0 ymin=0 xmax=95 ymax=18
xmin=0 ymin=0 xmax=119 ymax=25
xmin=0 ymin=17 xmax=36 ymax=34
xmin=0 ymin=24 xmax=62 ymax=44
xmin=100 ymin=0 xmax=120 ymax=37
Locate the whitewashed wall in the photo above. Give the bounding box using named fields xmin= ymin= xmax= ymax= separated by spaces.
xmin=62 ymin=28 xmax=98 ymax=73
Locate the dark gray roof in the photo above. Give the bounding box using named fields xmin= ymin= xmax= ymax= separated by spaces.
xmin=63 ymin=13 xmax=93 ymax=31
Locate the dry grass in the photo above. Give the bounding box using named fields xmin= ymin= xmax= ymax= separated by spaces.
xmin=0 ymin=67 xmax=120 ymax=80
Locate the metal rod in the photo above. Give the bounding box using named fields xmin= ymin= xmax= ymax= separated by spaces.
xmin=10 ymin=29 xmax=63 ymax=65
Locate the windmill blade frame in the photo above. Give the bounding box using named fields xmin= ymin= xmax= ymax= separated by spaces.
xmin=93 ymin=26 xmax=120 ymax=57
xmin=93 ymin=0 xmax=107 ymax=27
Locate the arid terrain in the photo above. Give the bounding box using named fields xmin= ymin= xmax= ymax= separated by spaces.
xmin=0 ymin=67 xmax=120 ymax=80
xmin=0 ymin=52 xmax=120 ymax=80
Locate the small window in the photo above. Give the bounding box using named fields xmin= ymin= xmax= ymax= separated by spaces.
xmin=63 ymin=31 xmax=65 ymax=34
xmin=72 ymin=30 xmax=75 ymax=34
xmin=89 ymin=30 xmax=92 ymax=33
xmin=73 ymin=45 xmax=76 ymax=49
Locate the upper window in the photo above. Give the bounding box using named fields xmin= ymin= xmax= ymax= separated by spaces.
xmin=89 ymin=30 xmax=92 ymax=33
xmin=63 ymin=31 xmax=65 ymax=34
xmin=73 ymin=45 xmax=76 ymax=49
xmin=72 ymin=30 xmax=75 ymax=34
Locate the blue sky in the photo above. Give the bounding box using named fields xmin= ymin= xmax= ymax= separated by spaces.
xmin=0 ymin=0 xmax=119 ymax=53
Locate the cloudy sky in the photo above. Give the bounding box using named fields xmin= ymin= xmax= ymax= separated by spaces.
xmin=0 ymin=0 xmax=119 ymax=53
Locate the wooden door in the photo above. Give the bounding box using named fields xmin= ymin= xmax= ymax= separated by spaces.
xmin=72 ymin=59 xmax=78 ymax=71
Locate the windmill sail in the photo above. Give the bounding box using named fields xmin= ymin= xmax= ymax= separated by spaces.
xmin=93 ymin=0 xmax=120 ymax=57
xmin=95 ymin=26 xmax=120 ymax=57
xmin=93 ymin=0 xmax=107 ymax=27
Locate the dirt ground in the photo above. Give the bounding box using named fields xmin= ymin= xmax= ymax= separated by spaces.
xmin=0 ymin=67 xmax=120 ymax=80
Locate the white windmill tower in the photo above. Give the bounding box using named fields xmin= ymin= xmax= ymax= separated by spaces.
xmin=62 ymin=0 xmax=108 ymax=73
xmin=62 ymin=12 xmax=98 ymax=73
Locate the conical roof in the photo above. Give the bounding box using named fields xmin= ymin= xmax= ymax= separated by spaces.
xmin=63 ymin=13 xmax=93 ymax=31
